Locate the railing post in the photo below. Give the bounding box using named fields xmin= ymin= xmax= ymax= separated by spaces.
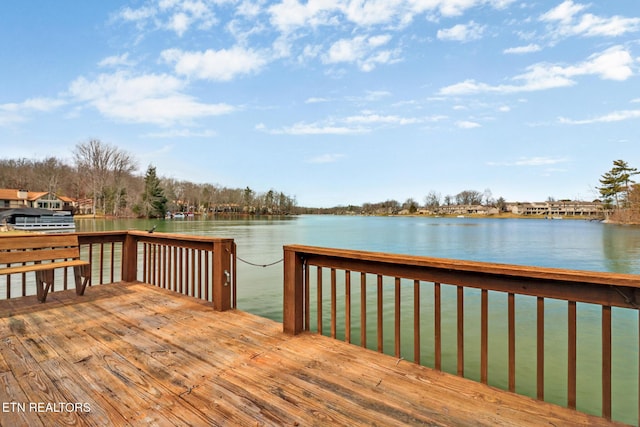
xmin=283 ymin=246 xmax=304 ymax=335
xmin=212 ymin=240 xmax=232 ymax=311
xmin=122 ymin=232 xmax=138 ymax=282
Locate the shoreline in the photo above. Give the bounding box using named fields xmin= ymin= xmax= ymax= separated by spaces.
xmin=73 ymin=212 xmax=604 ymax=221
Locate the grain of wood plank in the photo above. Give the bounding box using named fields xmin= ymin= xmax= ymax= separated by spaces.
xmin=50 ymin=326 xmax=212 ymax=426
xmin=275 ymin=333 xmax=614 ymax=427
xmin=252 ymin=337 xmax=469 ymax=425
xmin=39 ymin=357 xmax=128 ymax=426
xmin=7 ymin=313 xmax=60 ymax=363
xmin=89 ymin=325 xmax=274 ymax=425
xmin=220 ymin=349 xmax=442 ymax=426
xmin=20 ymin=286 xmax=288 ymax=422
xmin=240 ymin=348 xmax=443 ymax=424
xmin=117 ymin=284 xmax=608 ymax=427
xmin=3 ymin=305 xmax=205 ymax=425
xmin=0 ymin=371 xmax=46 ymax=427
xmin=16 ymin=308 xmax=97 ymax=363
xmin=0 ymin=350 xmax=10 ymax=373
xmin=85 ymin=299 xmax=313 ymax=424
xmin=104 ymin=317 xmax=314 ymax=423
xmin=66 ymin=287 xmax=421 ymax=424
xmin=0 ymin=335 xmax=86 ymax=426
xmin=0 ymin=283 xmax=628 ymax=427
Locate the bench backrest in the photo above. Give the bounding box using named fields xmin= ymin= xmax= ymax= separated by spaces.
xmin=0 ymin=235 xmax=82 ymax=266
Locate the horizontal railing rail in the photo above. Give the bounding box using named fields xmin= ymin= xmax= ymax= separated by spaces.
xmin=1 ymin=231 xmax=236 ymax=311
xmin=283 ymin=244 xmax=640 ymax=425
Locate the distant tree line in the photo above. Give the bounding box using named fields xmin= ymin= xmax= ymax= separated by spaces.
xmin=300 ymin=189 xmax=509 ymax=216
xmin=3 ymin=142 xmax=632 ymax=221
xmin=0 ymin=139 xmax=297 ymax=218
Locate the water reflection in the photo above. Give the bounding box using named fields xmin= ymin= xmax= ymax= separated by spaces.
xmin=601 ymin=224 xmax=640 ymax=274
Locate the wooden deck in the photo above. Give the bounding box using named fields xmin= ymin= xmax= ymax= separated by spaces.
xmin=0 ymin=283 xmax=627 ymax=426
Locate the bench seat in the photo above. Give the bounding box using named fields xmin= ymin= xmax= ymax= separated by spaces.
xmin=0 ymin=234 xmax=91 ymax=303
xmin=0 ymin=259 xmax=89 ymax=276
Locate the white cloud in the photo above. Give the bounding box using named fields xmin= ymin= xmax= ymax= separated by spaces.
xmin=305 ymin=97 xmax=331 ymax=103
xmin=353 ymin=90 xmax=392 ymax=102
xmin=0 ymin=111 xmax=25 ymax=126
xmin=307 ymin=153 xmax=345 ymax=163
xmin=68 ymin=71 xmax=234 ymax=125
xmin=514 ymin=157 xmax=567 ymax=166
xmin=297 ymin=44 xmax=322 ymax=63
xmin=323 ymin=34 xmax=397 ymax=71
xmin=325 ymin=36 xmax=364 ymax=63
xmin=456 ymin=120 xmax=481 ymax=128
xmin=168 ymin=12 xmax=191 ymax=36
xmin=559 ymin=109 xmax=640 ymax=125
xmin=541 ymin=0 xmax=640 ymax=38
xmin=571 ymin=46 xmax=635 ymax=80
xmin=116 ymin=1 xmax=217 ymax=36
xmin=237 ymin=1 xmax=262 ymax=17
xmin=343 ymin=0 xmax=405 ymax=26
xmin=540 ymin=0 xmax=586 ymax=24
xmin=437 ymin=21 xmax=485 ymax=42
xmin=488 ymin=157 xmax=569 ymax=166
xmin=440 ymin=45 xmax=634 ymax=95
xmin=503 ymin=44 xmax=541 ymax=54
xmin=98 ymin=53 xmax=134 ymax=68
xmin=118 ymin=6 xmax=156 ymax=22
xmin=440 ymin=80 xmax=498 ymax=95
xmin=161 ymin=46 xmax=268 ymax=81
xmin=344 ymin=112 xmax=421 ymax=125
xmin=0 ymin=97 xmax=65 ymax=126
xmin=267 ymin=0 xmax=515 ymax=34
xmin=19 ymin=98 xmax=66 ymax=112
xmin=257 ymin=121 xmax=368 ymax=135
xmin=433 ymin=0 xmax=515 ymax=18
xmin=261 ymin=106 xmax=440 ymax=136
xmin=142 ymin=129 xmax=218 ymax=138
xmin=268 ymin=0 xmax=341 ymax=33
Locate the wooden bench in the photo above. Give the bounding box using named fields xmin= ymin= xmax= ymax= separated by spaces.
xmin=0 ymin=234 xmax=91 ymax=303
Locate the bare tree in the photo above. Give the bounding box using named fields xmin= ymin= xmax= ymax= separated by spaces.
xmin=73 ymin=139 xmax=136 ymax=215
xmin=110 ymin=150 xmax=137 ymax=216
xmin=402 ymin=198 xmax=418 ymax=213
xmin=424 ymin=191 xmax=441 ymax=212
xmin=482 ymin=188 xmax=494 ymax=206
xmin=0 ymin=158 xmax=35 ymax=189
xmin=455 ymin=190 xmax=483 ymax=205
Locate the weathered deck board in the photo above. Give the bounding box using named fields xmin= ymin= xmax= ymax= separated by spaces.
xmin=0 ymin=283 xmax=628 ymax=426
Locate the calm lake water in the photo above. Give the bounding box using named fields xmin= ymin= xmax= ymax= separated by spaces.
xmin=77 ymin=214 xmax=640 ymax=315
xmin=77 ymin=215 xmax=640 ymax=424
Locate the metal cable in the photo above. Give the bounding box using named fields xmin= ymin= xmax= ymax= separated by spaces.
xmin=235 ymin=256 xmax=284 ymax=268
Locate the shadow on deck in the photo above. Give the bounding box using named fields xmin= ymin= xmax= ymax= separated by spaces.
xmin=0 ymin=283 xmax=626 ymax=426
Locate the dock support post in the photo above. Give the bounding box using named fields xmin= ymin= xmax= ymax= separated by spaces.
xmin=283 ymin=246 xmax=304 ymax=335
xmin=122 ymin=233 xmax=138 ymax=282
xmin=213 ymin=240 xmax=232 ymax=311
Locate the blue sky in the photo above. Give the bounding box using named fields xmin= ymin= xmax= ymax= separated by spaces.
xmin=1 ymin=1 xmax=639 ymax=207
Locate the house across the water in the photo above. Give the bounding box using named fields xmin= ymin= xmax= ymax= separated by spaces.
xmin=0 ymin=189 xmax=77 ymax=232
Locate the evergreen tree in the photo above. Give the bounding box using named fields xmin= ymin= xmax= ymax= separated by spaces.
xmin=141 ymin=165 xmax=167 ymax=218
xmin=598 ymin=160 xmax=639 ymax=209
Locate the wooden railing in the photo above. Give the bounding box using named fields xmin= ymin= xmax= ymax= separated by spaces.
xmin=1 ymin=231 xmax=236 ymax=311
xmin=283 ymin=244 xmax=640 ymax=424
